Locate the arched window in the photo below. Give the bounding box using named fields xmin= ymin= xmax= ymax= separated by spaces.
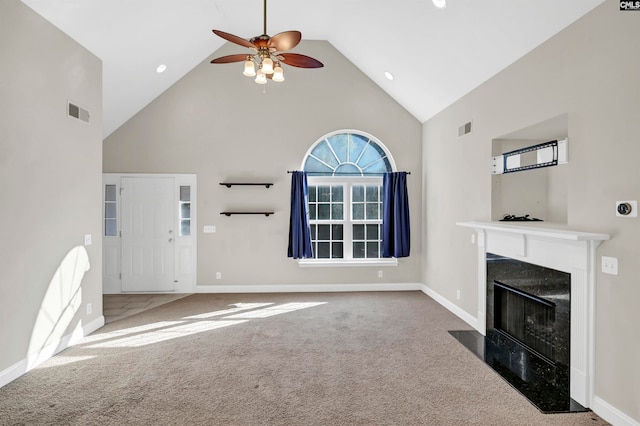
xmin=301 ymin=130 xmax=396 ymax=263
xmin=303 ymin=131 xmax=395 ymax=176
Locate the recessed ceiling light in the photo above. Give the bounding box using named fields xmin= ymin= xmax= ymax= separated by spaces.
xmin=156 ymin=64 xmax=167 ymax=73
xmin=384 ymin=71 xmax=394 ymax=81
xmin=432 ymin=0 xmax=446 ymax=9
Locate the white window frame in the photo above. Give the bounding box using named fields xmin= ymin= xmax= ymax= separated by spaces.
xmin=298 ymin=130 xmax=398 ymax=267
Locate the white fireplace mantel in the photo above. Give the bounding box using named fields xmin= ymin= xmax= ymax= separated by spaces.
xmin=457 ymin=221 xmax=610 ymax=408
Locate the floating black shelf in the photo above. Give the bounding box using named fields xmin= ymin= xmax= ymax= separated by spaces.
xmin=220 ymin=211 xmax=274 ymax=217
xmin=219 ymin=182 xmax=273 ymax=188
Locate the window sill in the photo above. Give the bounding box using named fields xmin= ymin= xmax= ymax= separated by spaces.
xmin=298 ymin=259 xmax=398 ymax=267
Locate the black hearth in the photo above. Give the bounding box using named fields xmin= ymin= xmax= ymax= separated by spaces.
xmin=451 ymin=253 xmax=585 ymax=413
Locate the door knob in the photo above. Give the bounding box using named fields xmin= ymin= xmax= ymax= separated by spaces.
xmin=168 ymin=238 xmax=174 ymax=243
xmin=168 ymin=230 xmax=173 ymax=234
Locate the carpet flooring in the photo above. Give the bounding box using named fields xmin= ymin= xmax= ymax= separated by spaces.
xmin=0 ymin=292 xmax=608 ymax=425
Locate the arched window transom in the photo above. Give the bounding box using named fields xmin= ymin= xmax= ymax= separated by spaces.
xmin=303 ymin=132 xmax=394 ymax=176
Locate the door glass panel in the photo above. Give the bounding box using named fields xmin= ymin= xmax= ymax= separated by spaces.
xmin=179 ymin=186 xmax=191 ymax=236
xmin=104 ymin=184 xmax=117 ymax=237
xmin=180 ymin=219 xmax=191 ymax=236
xmin=180 ymin=186 xmax=191 ymax=202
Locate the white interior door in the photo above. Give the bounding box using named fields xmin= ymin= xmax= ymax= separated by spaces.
xmin=121 ymin=177 xmax=175 ymax=292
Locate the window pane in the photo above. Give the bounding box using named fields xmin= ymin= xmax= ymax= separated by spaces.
xmin=310 ymin=224 xmax=317 ymax=239
xmin=180 ymin=186 xmax=191 ymax=202
xmin=353 ymin=203 xmax=364 ymax=220
xmin=353 ymin=242 xmax=365 ymax=258
xmin=308 ymin=186 xmax=317 ymax=202
xmin=332 ymin=203 xmax=343 ymax=220
xmin=317 ymin=242 xmax=330 ymax=258
xmin=318 ymin=204 xmax=330 ymax=220
xmin=366 ymin=186 xmax=379 ymax=202
xmin=180 ymin=220 xmax=191 ymax=236
xmin=311 ymin=141 xmax=340 ymax=168
xmin=105 ymin=185 xmax=117 ymax=202
xmin=181 ymin=203 xmax=191 ymax=219
xmin=353 ymin=186 xmax=364 ymax=202
xmin=332 ymin=242 xmax=344 ymax=259
xmin=317 ymin=224 xmax=330 ymax=240
xmin=366 ymin=203 xmax=379 ymax=220
xmin=327 ymin=133 xmax=349 ymax=163
xmin=309 ymin=205 xmax=317 ymax=220
xmin=105 ymin=203 xmax=117 ymax=219
xmin=105 ymin=219 xmax=117 ymax=237
xmin=353 ymin=224 xmax=364 ymax=240
xmin=349 ymin=134 xmax=369 ymax=164
xmin=366 ymin=224 xmax=379 ymax=240
xmin=304 ymin=156 xmax=334 ymax=174
xmin=332 ymin=185 xmax=343 ymax=201
xmin=332 ymin=224 xmax=343 ymax=240
xmin=318 ymin=186 xmax=332 ymax=202
xmin=367 ymin=242 xmax=379 ymax=258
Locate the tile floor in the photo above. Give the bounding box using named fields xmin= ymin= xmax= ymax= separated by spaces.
xmin=103 ymin=293 xmax=192 ymax=324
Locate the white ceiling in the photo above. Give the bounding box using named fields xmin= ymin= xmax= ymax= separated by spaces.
xmin=21 ymin=0 xmax=605 ymax=138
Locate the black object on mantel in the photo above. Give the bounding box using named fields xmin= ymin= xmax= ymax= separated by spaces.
xmin=500 ymin=214 xmax=542 ymax=222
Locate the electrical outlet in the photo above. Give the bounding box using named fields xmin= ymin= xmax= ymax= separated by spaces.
xmin=471 ymin=234 xmax=476 ymax=244
xmin=216 ymin=272 xmax=222 ymax=280
xmin=378 ymin=270 xmax=383 ymax=278
xmin=601 ymin=256 xmax=618 ymax=275
xmin=456 ymin=290 xmax=461 ymax=300
xmin=86 ymin=303 xmax=92 ymax=315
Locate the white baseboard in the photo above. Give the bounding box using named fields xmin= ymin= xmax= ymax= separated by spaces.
xmin=0 ymin=316 xmax=104 ymax=389
xmin=197 ymin=283 xmax=422 ymax=293
xmin=420 ymin=284 xmax=479 ymax=331
xmin=592 ymin=396 xmax=639 ymax=426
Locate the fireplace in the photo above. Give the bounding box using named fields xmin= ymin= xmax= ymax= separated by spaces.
xmin=482 ymin=253 xmax=572 ymax=411
xmin=455 ymin=221 xmax=609 ymax=410
xmin=494 ymin=281 xmax=557 ymax=361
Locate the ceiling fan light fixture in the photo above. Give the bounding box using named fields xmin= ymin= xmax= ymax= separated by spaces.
xmin=255 ymin=69 xmax=268 ymax=84
xmin=243 ymin=59 xmax=256 ymax=77
xmin=272 ymin=64 xmax=284 ymax=82
xmin=261 ymin=56 xmax=274 ymax=74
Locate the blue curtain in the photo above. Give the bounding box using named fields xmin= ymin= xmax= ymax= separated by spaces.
xmin=382 ymin=172 xmax=411 ymax=258
xmin=287 ymin=171 xmax=313 ymax=259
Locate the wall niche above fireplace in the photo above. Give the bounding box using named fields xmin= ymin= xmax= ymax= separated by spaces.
xmin=491 ymin=114 xmax=568 ymax=224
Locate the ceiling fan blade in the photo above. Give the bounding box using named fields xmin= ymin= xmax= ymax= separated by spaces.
xmin=268 ymin=31 xmax=302 ymax=51
xmin=210 ymin=54 xmax=250 ymax=64
xmin=212 ymin=29 xmax=256 ymax=49
xmin=279 ymin=53 xmax=324 ymax=69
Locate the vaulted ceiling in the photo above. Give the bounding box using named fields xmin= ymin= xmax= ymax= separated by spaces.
xmin=22 ymin=0 xmax=605 ymax=137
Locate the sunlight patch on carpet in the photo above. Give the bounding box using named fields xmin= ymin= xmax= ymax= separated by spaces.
xmin=87 ymin=320 xmax=248 ymax=348
xmin=183 ymin=303 xmax=274 ymax=320
xmin=224 ymin=302 xmax=327 ymax=319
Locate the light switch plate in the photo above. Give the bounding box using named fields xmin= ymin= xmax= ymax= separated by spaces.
xmin=602 ymin=256 xmax=618 ymax=275
xmin=84 ymin=234 xmax=92 ymax=246
xmin=204 ymin=225 xmax=216 ymax=233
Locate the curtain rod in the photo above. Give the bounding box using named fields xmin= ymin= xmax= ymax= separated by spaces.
xmin=287 ymin=170 xmax=410 ymax=175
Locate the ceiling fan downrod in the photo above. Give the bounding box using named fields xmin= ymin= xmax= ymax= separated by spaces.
xmin=263 ymin=0 xmax=268 ymax=36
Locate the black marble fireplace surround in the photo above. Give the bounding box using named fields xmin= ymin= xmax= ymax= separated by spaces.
xmin=451 ymin=253 xmax=587 ymax=413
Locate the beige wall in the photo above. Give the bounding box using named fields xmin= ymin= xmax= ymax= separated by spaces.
xmin=423 ymin=0 xmax=639 ymax=421
xmin=0 ymin=1 xmax=103 ymax=374
xmin=104 ymin=40 xmax=422 ymax=287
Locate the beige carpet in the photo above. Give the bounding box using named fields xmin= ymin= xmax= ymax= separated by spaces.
xmin=0 ymin=292 xmax=608 ymax=425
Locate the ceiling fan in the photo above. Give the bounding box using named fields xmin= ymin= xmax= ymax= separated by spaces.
xmin=209 ymin=0 xmax=323 ymax=84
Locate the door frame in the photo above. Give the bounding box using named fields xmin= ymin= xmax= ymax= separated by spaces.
xmin=102 ymin=173 xmax=197 ymax=294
